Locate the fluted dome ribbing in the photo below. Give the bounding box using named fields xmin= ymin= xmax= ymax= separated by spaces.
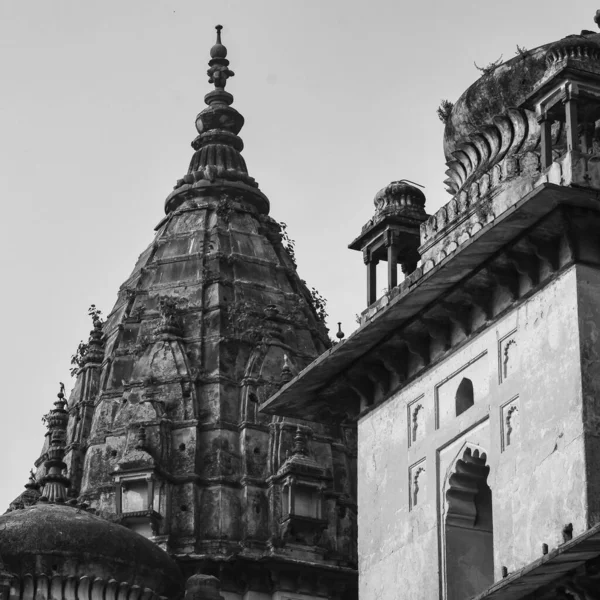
xmin=373 ymin=180 xmax=426 ymax=219
xmin=444 ymin=25 xmax=600 ymax=162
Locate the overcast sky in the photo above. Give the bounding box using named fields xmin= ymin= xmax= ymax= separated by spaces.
xmin=0 ymin=1 xmax=594 ymax=510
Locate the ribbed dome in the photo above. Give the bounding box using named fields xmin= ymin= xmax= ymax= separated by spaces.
xmin=0 ymin=504 xmax=183 ymax=596
xmin=444 ymin=29 xmax=600 ymax=161
xmin=373 ymin=180 xmax=426 ymax=218
xmin=443 ymin=44 xmax=549 ymax=161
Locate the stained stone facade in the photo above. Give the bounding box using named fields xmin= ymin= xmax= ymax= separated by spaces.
xmin=3 ymin=26 xmax=357 ymax=600
xmin=263 ymin=14 xmax=600 ymax=600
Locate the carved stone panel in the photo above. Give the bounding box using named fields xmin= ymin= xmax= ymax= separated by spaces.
xmin=409 ymin=459 xmax=426 ymax=510
xmin=408 ymin=395 xmax=426 ymax=448
xmin=499 ymin=329 xmax=518 ymax=383
xmin=501 ymin=396 xmax=520 ymax=451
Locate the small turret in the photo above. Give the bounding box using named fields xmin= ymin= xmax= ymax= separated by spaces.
xmin=349 ymin=180 xmax=428 ymax=306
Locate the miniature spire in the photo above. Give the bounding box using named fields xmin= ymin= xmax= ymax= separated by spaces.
xmin=292 ymin=426 xmax=308 ymax=456
xmin=135 ymin=426 xmax=147 ymax=450
xmin=39 ymin=383 xmax=70 ymax=503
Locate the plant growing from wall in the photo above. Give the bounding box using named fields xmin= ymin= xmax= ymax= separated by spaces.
xmin=227 ymin=300 xmax=266 ymax=343
xmin=70 ymin=305 xmax=104 ymax=376
xmin=309 ymin=287 xmax=328 ymax=323
xmin=474 ymin=55 xmax=503 ymax=75
xmin=277 ymin=221 xmax=297 ymax=267
xmin=437 ymin=99 xmax=454 ymax=124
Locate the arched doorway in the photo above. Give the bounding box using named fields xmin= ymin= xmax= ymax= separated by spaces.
xmin=444 ymin=447 xmax=494 ymax=600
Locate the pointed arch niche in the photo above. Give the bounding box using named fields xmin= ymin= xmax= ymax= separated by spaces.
xmin=443 ymin=445 xmax=494 ymax=600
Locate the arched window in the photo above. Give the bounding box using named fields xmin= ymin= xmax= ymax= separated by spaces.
xmin=444 ymin=447 xmax=494 ymax=600
xmin=455 ymin=377 xmax=474 ymax=416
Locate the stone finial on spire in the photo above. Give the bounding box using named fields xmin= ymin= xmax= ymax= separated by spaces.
xmin=292 ymin=426 xmax=308 ymax=456
xmin=39 ymin=383 xmax=70 ymax=503
xmin=207 ymin=24 xmax=235 ymax=90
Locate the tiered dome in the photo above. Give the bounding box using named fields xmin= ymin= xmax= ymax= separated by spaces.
xmin=165 ymin=25 xmax=269 ymax=215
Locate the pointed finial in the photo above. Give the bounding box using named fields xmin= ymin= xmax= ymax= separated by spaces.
xmin=207 ymin=24 xmax=234 ymax=89
xmin=336 ymin=322 xmax=345 ymax=340
xmin=39 ymin=383 xmax=70 ymax=503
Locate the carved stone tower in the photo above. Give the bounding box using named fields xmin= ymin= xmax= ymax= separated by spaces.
xmin=8 ymin=26 xmax=357 ymax=600
xmin=264 ymin=16 xmax=600 ymax=600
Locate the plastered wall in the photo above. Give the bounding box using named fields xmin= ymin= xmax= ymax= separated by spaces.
xmin=358 ymin=265 xmax=589 ymax=600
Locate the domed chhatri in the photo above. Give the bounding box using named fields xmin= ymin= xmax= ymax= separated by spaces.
xmin=0 ymin=504 xmax=183 ymax=598
xmin=443 ymin=21 xmax=600 ymax=162
xmin=349 ymin=179 xmax=428 ymax=305
xmin=417 ymin=11 xmax=600 ymax=276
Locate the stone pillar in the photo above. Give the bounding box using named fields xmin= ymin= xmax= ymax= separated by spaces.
xmin=565 ymin=97 xmax=579 ymax=152
xmin=185 ymin=575 xmax=225 ymax=600
xmin=364 ymin=253 xmax=378 ymax=306
xmin=539 ymin=115 xmax=553 ymax=169
xmin=386 ymin=243 xmax=398 ymax=290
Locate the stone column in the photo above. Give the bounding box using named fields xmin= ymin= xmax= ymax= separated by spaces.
xmin=565 ymin=97 xmax=580 ymax=153
xmin=539 ymin=115 xmax=553 ymax=169
xmin=386 ymin=243 xmax=398 ymax=290
xmin=364 ymin=252 xmax=378 ymax=306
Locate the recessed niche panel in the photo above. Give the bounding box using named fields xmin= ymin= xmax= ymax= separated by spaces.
xmin=499 ymin=330 xmax=518 ymax=383
xmin=408 ymin=395 xmax=426 ymax=448
xmin=436 ymin=352 xmax=489 ymax=429
xmin=409 ymin=459 xmax=426 ymax=510
xmin=501 ymin=396 xmax=520 ymax=451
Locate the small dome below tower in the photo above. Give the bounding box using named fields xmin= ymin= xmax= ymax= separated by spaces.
xmin=373 ymin=180 xmax=427 ymax=220
xmin=0 ymin=504 xmax=183 ymax=597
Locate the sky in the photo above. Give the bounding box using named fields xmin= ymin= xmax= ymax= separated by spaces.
xmin=0 ymin=1 xmax=594 ymax=510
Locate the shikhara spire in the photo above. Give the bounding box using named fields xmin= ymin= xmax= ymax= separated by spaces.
xmin=165 ymin=24 xmax=270 ymax=215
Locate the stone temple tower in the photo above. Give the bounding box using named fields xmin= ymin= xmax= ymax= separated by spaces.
xmin=6 ymin=26 xmax=357 ymax=600
xmin=264 ymin=15 xmax=600 ymax=600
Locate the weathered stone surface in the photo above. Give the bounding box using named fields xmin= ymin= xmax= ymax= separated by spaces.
xmin=0 ymin=503 xmax=183 ymax=596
